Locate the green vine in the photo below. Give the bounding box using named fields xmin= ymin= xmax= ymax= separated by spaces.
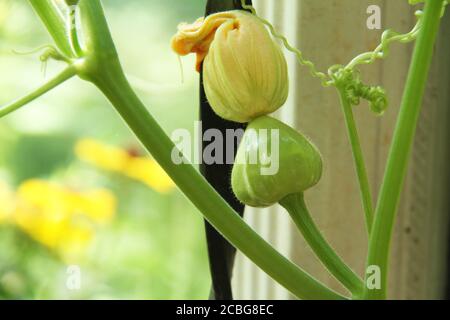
xmin=0 ymin=0 xmax=447 ymax=300
xmin=240 ymin=0 xmax=429 ymax=99
xmin=240 ymin=1 xmax=331 ymax=86
xmin=0 ymin=0 xmax=346 ymax=300
xmin=240 ymin=0 xmax=447 ymax=298
xmin=331 ymin=67 xmax=387 ymax=115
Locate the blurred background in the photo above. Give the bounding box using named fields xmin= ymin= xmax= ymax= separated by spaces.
xmin=0 ymin=0 xmax=211 ymax=299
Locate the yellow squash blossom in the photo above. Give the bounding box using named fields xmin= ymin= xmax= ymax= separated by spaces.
xmin=75 ymin=138 xmax=175 ymax=193
xmin=13 ymin=179 xmax=116 ymax=261
xmin=172 ymin=10 xmax=288 ymax=123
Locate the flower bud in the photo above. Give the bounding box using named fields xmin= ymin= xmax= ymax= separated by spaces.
xmin=231 ymin=116 xmax=322 ymax=207
xmin=171 ymin=11 xmax=289 ymax=123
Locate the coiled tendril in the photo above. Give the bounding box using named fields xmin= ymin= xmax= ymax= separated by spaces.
xmin=330 ymin=67 xmax=388 ymax=115
xmin=12 ymin=45 xmax=70 ymax=76
xmin=240 ymin=0 xmax=331 ymax=87
xmin=239 ymin=0 xmax=447 ymax=114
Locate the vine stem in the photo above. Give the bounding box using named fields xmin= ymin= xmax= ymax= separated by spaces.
xmin=90 ymin=66 xmax=344 ymax=300
xmin=17 ymin=0 xmax=346 ymax=299
xmin=336 ymin=89 xmax=374 ymax=234
xmin=75 ymin=0 xmax=345 ymax=300
xmin=364 ymin=0 xmax=444 ymax=300
xmin=29 ymin=0 xmax=74 ymax=58
xmin=280 ymin=193 xmax=364 ymax=296
xmin=0 ymin=66 xmax=77 ymax=118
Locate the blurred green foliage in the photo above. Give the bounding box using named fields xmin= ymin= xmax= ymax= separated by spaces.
xmin=0 ymin=0 xmax=211 ymax=299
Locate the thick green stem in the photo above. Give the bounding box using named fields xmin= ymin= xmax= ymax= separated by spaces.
xmin=72 ymin=0 xmax=345 ymax=300
xmin=364 ymin=0 xmax=444 ymax=300
xmin=337 ymin=89 xmax=374 ymax=234
xmin=78 ymin=0 xmax=118 ymax=55
xmin=29 ymin=0 xmax=74 ymax=58
xmin=280 ymin=193 xmax=363 ymax=297
xmin=90 ymin=65 xmax=343 ymax=300
xmin=0 ymin=66 xmax=77 ymax=118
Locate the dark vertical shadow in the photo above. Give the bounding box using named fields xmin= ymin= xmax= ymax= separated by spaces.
xmin=200 ymin=0 xmax=252 ymax=300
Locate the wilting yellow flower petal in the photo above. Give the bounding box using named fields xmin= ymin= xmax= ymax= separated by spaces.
xmin=172 ymin=11 xmax=288 ymax=123
xmin=172 ymin=13 xmax=236 ymax=72
xmin=75 ymin=139 xmax=175 ymax=193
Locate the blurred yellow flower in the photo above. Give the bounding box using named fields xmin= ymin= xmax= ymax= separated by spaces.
xmin=75 ymin=138 xmax=175 ymax=193
xmin=2 ymin=179 xmax=116 ymax=261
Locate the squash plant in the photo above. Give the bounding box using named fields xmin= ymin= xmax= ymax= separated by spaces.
xmin=0 ymin=0 xmax=448 ymax=299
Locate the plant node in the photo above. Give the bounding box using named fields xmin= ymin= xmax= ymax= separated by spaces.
xmin=331 ymin=67 xmax=388 ymax=115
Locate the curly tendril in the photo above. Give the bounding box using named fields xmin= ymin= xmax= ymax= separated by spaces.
xmin=344 ymin=11 xmax=423 ymax=70
xmin=12 ymin=45 xmax=71 ymax=76
xmin=38 ymin=46 xmax=70 ymax=63
xmin=330 ymin=67 xmax=388 ymax=115
xmin=239 ymin=0 xmax=443 ymax=114
xmin=240 ymin=0 xmax=331 ymax=87
xmin=12 ymin=44 xmax=70 ymax=63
